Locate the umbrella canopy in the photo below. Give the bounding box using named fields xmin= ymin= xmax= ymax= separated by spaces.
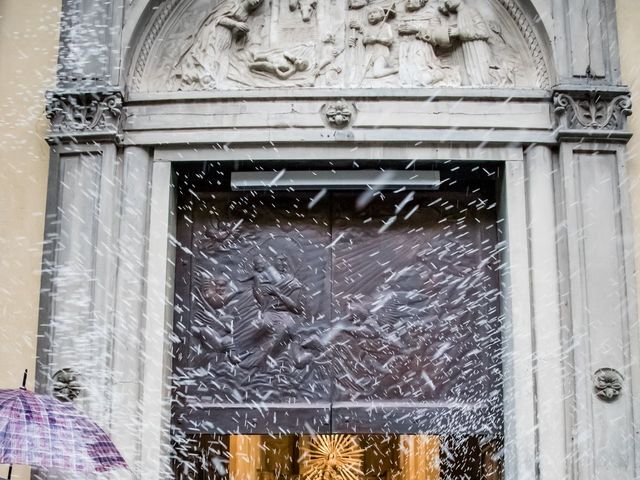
xmin=0 ymin=388 xmax=127 ymax=473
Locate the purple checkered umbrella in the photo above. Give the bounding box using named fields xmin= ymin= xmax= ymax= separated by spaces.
xmin=0 ymin=386 xmax=127 ymax=476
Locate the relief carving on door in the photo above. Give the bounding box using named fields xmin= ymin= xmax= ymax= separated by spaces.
xmin=173 ymin=189 xmax=502 ymax=434
xmin=174 ymin=193 xmax=333 ymax=408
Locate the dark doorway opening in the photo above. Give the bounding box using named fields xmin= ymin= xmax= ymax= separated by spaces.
xmin=172 ymin=162 xmax=504 ymax=480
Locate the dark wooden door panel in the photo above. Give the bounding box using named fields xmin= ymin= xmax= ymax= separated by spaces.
xmin=174 ymin=188 xmax=502 ymax=435
xmin=173 ymin=192 xmax=333 ymax=433
xmin=329 ymin=192 xmax=502 ymax=433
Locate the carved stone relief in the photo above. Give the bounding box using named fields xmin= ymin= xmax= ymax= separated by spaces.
xmin=174 ymin=193 xmax=333 ymax=407
xmin=52 ymin=368 xmax=82 ymax=402
xmin=593 ymin=368 xmax=624 ymax=402
xmin=328 ymin=192 xmax=502 ymax=403
xmin=173 ymin=189 xmax=502 ymax=432
xmin=137 ymin=0 xmax=545 ymax=91
xmin=554 ymin=90 xmax=632 ymax=131
xmin=46 ymin=90 xmax=124 ymax=142
xmin=322 ymin=100 xmax=356 ymax=128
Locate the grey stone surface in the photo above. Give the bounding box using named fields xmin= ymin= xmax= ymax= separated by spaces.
xmin=558 ymin=143 xmax=636 ymax=479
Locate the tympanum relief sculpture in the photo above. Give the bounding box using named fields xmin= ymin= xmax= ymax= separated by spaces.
xmin=140 ymin=0 xmax=540 ymax=90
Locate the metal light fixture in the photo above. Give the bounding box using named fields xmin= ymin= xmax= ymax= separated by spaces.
xmin=231 ymin=170 xmax=440 ymax=191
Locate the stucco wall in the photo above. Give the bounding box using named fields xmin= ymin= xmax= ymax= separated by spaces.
xmin=0 ymin=0 xmax=60 ymax=395
xmin=0 ymin=3 xmax=60 ymax=476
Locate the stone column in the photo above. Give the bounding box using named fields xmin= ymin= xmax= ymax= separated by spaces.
xmin=40 ymin=89 xmax=125 ymax=408
xmin=553 ymin=86 xmax=636 ymax=479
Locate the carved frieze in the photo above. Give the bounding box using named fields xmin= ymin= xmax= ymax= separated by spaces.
xmin=135 ymin=0 xmax=546 ymax=91
xmin=46 ymin=90 xmax=124 ymax=143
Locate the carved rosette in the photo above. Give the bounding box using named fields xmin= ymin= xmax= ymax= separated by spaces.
xmin=52 ymin=368 xmax=82 ymax=402
xmin=553 ymin=88 xmax=632 ymax=139
xmin=46 ymin=89 xmax=124 ymax=143
xmin=593 ymin=368 xmax=624 ymax=402
xmin=322 ymin=101 xmax=356 ymax=129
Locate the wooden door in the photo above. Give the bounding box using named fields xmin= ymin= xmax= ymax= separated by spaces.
xmin=173 ymin=178 xmax=502 ymax=437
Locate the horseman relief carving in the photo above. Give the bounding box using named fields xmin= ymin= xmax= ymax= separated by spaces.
xmin=140 ymin=0 xmax=542 ymax=91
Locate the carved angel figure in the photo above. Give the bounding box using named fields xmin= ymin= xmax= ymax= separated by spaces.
xmin=315 ymin=34 xmax=344 ymax=84
xmin=171 ymin=0 xmax=264 ymax=90
xmin=194 ymin=275 xmax=241 ymax=365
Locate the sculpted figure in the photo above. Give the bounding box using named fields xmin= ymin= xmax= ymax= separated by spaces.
xmin=350 ymin=6 xmax=399 ymax=80
xmin=289 ymin=0 xmax=318 ymax=22
xmin=196 ymin=275 xmax=241 ymax=365
xmin=398 ymin=0 xmax=448 ymax=86
xmin=404 ymin=0 xmax=427 ymax=12
xmin=240 ymin=254 xmax=313 ymax=371
xmin=171 ymin=0 xmax=264 ymax=90
xmin=203 ymin=275 xmax=239 ymax=310
xmin=249 ymin=50 xmax=311 ymax=79
xmin=346 ymin=0 xmax=367 ymax=85
xmin=441 ymin=0 xmax=495 ymax=85
xmin=315 ymin=34 xmax=344 ymax=83
xmin=343 ymin=298 xmax=397 ymax=375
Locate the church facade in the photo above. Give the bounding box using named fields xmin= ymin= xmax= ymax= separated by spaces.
xmin=12 ymin=0 xmax=640 ymax=478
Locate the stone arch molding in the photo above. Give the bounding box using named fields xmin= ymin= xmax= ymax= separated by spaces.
xmin=129 ymin=0 xmax=552 ymax=92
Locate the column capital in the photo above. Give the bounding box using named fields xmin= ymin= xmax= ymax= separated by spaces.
xmin=45 ymin=88 xmax=124 ymax=145
xmin=552 ymin=85 xmax=632 ymax=143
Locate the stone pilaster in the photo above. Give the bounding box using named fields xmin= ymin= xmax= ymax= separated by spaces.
xmin=552 ymin=85 xmax=637 ymax=479
xmin=38 ymin=88 xmax=132 ymax=480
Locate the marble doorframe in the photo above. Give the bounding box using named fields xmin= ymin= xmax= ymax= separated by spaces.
xmin=37 ymin=87 xmax=636 ymax=480
xmin=134 ymin=144 xmax=553 ymax=480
